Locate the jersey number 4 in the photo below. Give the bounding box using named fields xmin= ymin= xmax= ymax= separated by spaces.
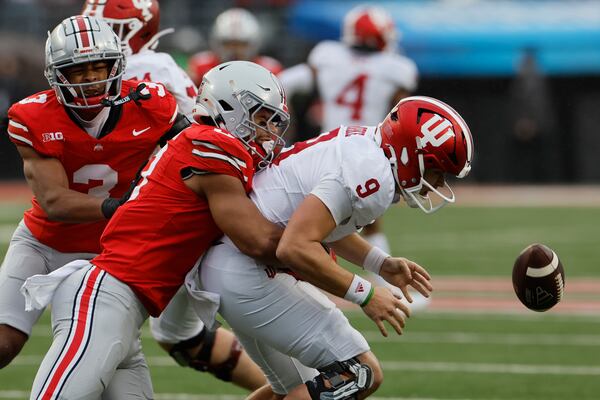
xmin=335 ymin=74 xmax=367 ymax=120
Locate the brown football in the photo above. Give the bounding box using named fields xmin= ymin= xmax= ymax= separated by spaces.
xmin=512 ymin=243 xmax=565 ymax=312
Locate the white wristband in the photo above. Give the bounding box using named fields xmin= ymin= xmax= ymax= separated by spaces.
xmin=344 ymin=275 xmax=373 ymax=306
xmin=363 ymin=246 xmax=390 ymax=275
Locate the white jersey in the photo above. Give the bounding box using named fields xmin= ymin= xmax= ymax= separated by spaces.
xmin=251 ymin=125 xmax=395 ymax=243
xmin=309 ymin=41 xmax=418 ymax=131
xmin=124 ymin=49 xmax=196 ymax=117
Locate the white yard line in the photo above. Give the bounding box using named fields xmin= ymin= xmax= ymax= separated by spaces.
xmin=9 ymin=355 xmax=600 ymax=376
xmin=27 ymin=323 xmax=600 ymax=346
xmin=0 ymin=391 xmax=501 ymax=400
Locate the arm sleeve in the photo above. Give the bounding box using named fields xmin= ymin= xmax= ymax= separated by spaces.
xmin=311 ymin=177 xmax=353 ymax=225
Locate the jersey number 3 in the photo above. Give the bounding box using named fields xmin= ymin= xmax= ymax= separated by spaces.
xmin=335 ymin=74 xmax=367 ymax=120
xmin=356 ymin=178 xmax=380 ymax=198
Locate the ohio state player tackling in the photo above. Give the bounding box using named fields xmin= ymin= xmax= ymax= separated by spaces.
xmin=0 ymin=15 xmax=185 ymax=370
xmin=198 ymin=96 xmax=473 ymax=400
xmin=83 ymin=0 xmax=267 ymax=390
xmin=24 ymin=61 xmax=290 ymax=399
xmin=188 ymin=8 xmax=283 ymax=87
xmin=280 ymin=5 xmax=419 ymax=293
xmin=83 ymin=0 xmax=197 ymax=116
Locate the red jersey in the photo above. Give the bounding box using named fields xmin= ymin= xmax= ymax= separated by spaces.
xmin=6 ymin=80 xmax=178 ymax=254
xmin=92 ymin=125 xmax=254 ymax=316
xmin=188 ymin=51 xmax=283 ymax=87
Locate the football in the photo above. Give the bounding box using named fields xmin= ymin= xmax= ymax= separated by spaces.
xmin=512 ymin=243 xmax=565 ymax=312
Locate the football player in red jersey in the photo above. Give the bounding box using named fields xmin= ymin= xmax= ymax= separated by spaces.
xmin=188 ymin=8 xmax=283 ymax=87
xmin=0 ymin=15 xmax=190 ymax=370
xmin=83 ymin=0 xmax=268 ymax=390
xmin=24 ymin=60 xmax=290 ymax=398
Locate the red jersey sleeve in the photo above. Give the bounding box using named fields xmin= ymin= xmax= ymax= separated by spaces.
xmin=180 ymin=126 xmax=254 ymax=191
xmin=125 ymin=80 xmax=179 ymax=135
xmin=7 ymin=91 xmax=60 ymax=158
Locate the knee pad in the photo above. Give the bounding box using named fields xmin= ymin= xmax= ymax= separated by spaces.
xmin=305 ymin=358 xmax=374 ymax=400
xmin=168 ymin=328 xmax=242 ymax=382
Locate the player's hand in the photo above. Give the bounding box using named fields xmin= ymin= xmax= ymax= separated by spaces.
xmin=361 ymin=286 xmax=410 ymax=337
xmin=379 ymin=257 xmax=433 ymax=303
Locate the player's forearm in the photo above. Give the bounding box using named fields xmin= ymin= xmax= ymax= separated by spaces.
xmin=330 ymin=233 xmax=372 ymax=267
xmin=40 ymin=189 xmax=105 ymax=222
xmin=276 ymin=239 xmax=354 ymax=298
xmin=234 ymin=223 xmax=283 ymax=265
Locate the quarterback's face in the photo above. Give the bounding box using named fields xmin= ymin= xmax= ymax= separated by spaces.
xmin=62 ymin=61 xmax=110 ymax=97
xmin=420 ymin=169 xmax=445 ymax=196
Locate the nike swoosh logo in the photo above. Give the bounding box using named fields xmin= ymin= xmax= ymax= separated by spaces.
xmin=132 ymin=127 xmax=151 ymax=136
xmin=257 ymin=84 xmax=271 ymax=92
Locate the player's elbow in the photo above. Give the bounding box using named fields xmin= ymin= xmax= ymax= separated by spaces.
xmin=40 ymin=194 xmax=67 ymax=221
xmin=238 ymin=235 xmax=276 ymax=260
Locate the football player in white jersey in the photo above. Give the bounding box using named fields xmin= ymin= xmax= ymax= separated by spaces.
xmin=280 ymin=5 xmax=419 ymax=272
xmin=195 ymin=96 xmax=474 ymax=399
xmin=82 ymin=0 xmax=268 ymax=391
xmin=83 ymin=0 xmax=197 ymax=117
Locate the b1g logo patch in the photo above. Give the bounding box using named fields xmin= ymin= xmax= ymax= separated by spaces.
xmin=42 ymin=132 xmax=64 ymax=142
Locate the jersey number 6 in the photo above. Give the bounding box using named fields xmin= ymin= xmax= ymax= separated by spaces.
xmin=356 ymin=178 xmax=380 ymax=198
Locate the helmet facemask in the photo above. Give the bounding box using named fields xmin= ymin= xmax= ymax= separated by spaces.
xmin=50 ymin=57 xmax=124 ymax=109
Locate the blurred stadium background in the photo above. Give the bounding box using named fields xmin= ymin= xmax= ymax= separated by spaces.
xmin=1 ymin=0 xmax=600 ymax=399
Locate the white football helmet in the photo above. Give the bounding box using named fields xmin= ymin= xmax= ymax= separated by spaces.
xmin=210 ymin=8 xmax=261 ymax=61
xmin=193 ymin=61 xmax=290 ymax=168
xmin=45 ymin=15 xmax=125 ymax=109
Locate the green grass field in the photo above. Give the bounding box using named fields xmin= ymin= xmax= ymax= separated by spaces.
xmin=1 ymin=202 xmax=599 ymax=399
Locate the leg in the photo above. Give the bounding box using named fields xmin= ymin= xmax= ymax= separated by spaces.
xmin=0 ymin=222 xmax=50 ymax=368
xmin=0 ymin=221 xmax=96 ymax=369
xmin=201 ymin=243 xmax=379 ymax=398
xmin=30 ymin=265 xmax=149 ymax=399
xmin=150 ymin=286 xmax=266 ymax=391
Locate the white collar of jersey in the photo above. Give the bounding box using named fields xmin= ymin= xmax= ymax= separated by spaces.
xmin=70 ymin=107 xmax=111 ymax=139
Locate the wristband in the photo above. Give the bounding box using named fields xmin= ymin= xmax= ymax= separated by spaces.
xmin=363 ymin=246 xmax=390 ymax=275
xmin=101 ymin=197 xmax=120 ymax=219
xmin=344 ymin=274 xmax=373 ymax=306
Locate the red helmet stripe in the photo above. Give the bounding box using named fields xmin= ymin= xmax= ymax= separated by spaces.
xmin=75 ymin=16 xmax=91 ymax=47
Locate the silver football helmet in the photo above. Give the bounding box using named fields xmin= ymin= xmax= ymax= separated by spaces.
xmin=192 ymin=60 xmax=290 ymax=168
xmin=44 ymin=15 xmax=126 ymax=109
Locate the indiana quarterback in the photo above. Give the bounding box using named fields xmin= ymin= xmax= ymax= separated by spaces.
xmin=199 ymin=96 xmax=473 ymax=400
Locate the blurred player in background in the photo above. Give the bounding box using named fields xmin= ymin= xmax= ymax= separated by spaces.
xmin=199 ymin=96 xmax=473 ymax=399
xmin=280 ymin=5 xmax=419 ymax=297
xmin=188 ymin=8 xmax=282 ymax=87
xmin=0 ymin=15 xmax=188 ymax=370
xmin=24 ymin=60 xmax=290 ymax=399
xmin=82 ymin=0 xmax=267 ymax=390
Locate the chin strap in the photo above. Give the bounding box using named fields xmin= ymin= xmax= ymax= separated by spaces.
xmin=101 ymin=82 xmax=151 ymax=107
